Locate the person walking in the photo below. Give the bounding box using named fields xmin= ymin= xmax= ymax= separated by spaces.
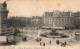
xmin=65 ymin=41 xmax=66 ymax=44
xmin=40 ymin=38 xmax=42 ymax=41
xmin=43 ymin=42 xmax=45 ymax=46
xmin=56 ymin=40 xmax=60 ymax=44
xmin=49 ymin=40 xmax=51 ymax=44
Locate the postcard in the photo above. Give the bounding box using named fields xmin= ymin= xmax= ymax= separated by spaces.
xmin=0 ymin=0 xmax=80 ymax=49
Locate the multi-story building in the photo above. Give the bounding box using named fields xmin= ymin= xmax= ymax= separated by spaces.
xmin=30 ymin=16 xmax=42 ymax=29
xmin=42 ymin=12 xmax=54 ymax=28
xmin=72 ymin=11 xmax=80 ymax=29
xmin=0 ymin=1 xmax=9 ymax=34
xmin=42 ymin=11 xmax=74 ymax=29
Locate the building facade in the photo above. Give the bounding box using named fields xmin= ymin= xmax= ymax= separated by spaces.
xmin=42 ymin=11 xmax=74 ymax=29
xmin=0 ymin=2 xmax=9 ymax=34
xmin=72 ymin=11 xmax=80 ymax=29
xmin=30 ymin=16 xmax=42 ymax=29
xmin=42 ymin=12 xmax=53 ymax=28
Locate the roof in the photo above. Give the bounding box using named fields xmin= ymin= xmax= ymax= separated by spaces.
xmin=45 ymin=12 xmax=54 ymax=17
xmin=44 ymin=11 xmax=73 ymax=18
xmin=72 ymin=12 xmax=80 ymax=17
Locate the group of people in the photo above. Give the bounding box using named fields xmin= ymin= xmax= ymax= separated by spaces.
xmin=36 ymin=38 xmax=42 ymax=42
xmin=40 ymin=42 xmax=45 ymax=46
xmin=56 ymin=40 xmax=67 ymax=47
xmin=39 ymin=40 xmax=52 ymax=46
xmin=22 ymin=37 xmax=27 ymax=42
xmin=39 ymin=40 xmax=67 ymax=47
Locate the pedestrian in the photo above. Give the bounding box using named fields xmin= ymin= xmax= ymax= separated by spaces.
xmin=56 ymin=40 xmax=60 ymax=44
xmin=24 ymin=37 xmax=26 ymax=41
xmin=40 ymin=42 xmax=41 ymax=45
xmin=49 ymin=40 xmax=51 ymax=44
xmin=43 ymin=43 xmax=45 ymax=46
xmin=36 ymin=37 xmax=38 ymax=41
xmin=40 ymin=38 xmax=42 ymax=41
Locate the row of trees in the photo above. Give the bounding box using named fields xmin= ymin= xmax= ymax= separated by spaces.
xmin=7 ymin=17 xmax=42 ymax=29
xmin=7 ymin=17 xmax=27 ymax=28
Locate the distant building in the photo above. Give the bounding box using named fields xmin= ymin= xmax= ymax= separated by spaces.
xmin=72 ymin=11 xmax=80 ymax=29
xmin=42 ymin=11 xmax=74 ymax=29
xmin=42 ymin=12 xmax=54 ymax=28
xmin=30 ymin=16 xmax=42 ymax=29
xmin=0 ymin=1 xmax=9 ymax=34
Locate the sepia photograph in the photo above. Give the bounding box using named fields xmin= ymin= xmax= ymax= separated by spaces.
xmin=0 ymin=0 xmax=80 ymax=49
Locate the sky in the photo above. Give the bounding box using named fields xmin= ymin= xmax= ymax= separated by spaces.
xmin=0 ymin=0 xmax=80 ymax=17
